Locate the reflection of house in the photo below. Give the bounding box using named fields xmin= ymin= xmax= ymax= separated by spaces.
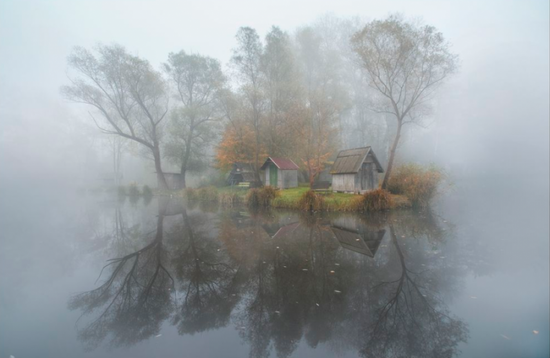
xmin=331 ymin=147 xmax=384 ymax=193
xmin=262 ymin=222 xmax=301 ymax=239
xmin=330 ymin=217 xmax=386 ymax=257
xmin=226 ymin=163 xmax=256 ymax=186
xmin=260 ymin=157 xmax=299 ymax=189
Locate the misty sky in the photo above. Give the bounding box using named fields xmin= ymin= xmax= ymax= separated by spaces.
xmin=0 ymin=0 xmax=548 ymax=192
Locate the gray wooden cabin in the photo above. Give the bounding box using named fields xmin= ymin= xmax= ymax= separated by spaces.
xmin=260 ymin=157 xmax=299 ymax=189
xmin=330 ymin=147 xmax=384 ymax=193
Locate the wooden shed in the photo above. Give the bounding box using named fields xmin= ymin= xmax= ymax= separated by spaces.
xmin=330 ymin=147 xmax=384 ymax=193
xmin=260 ymin=157 xmax=299 ymax=189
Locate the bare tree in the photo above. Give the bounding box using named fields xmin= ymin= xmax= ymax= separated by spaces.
xmin=351 ymin=15 xmax=458 ymax=189
xmin=231 ymin=27 xmax=265 ymax=183
xmin=62 ymin=44 xmax=170 ymax=189
xmin=163 ymin=51 xmax=227 ymax=188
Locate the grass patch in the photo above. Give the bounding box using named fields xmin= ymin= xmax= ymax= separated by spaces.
xmin=177 ymin=185 xmax=411 ymax=212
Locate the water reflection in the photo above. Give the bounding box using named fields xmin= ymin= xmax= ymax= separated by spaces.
xmin=70 ymin=199 xmax=470 ymax=357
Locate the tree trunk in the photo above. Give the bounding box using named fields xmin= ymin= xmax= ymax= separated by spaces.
xmin=153 ymin=146 xmax=169 ymax=190
xmin=254 ymin=127 xmax=262 ymax=186
xmin=381 ymin=120 xmax=402 ymax=190
xmin=179 ymin=139 xmax=193 ymax=189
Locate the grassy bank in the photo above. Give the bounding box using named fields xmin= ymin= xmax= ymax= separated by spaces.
xmin=271 ymin=187 xmax=410 ymax=211
xmin=170 ymin=185 xmax=411 ymax=212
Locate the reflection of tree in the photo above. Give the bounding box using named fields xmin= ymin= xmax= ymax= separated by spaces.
xmin=69 ymin=213 xmax=174 ymax=349
xmin=361 ymin=224 xmax=468 ymax=358
xmin=170 ymin=209 xmax=242 ymax=334
xmin=72 ymin=202 xmax=478 ymax=357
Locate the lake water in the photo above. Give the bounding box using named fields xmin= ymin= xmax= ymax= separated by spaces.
xmin=0 ymin=184 xmax=548 ymax=358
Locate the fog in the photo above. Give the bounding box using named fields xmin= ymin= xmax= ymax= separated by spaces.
xmin=0 ymin=1 xmax=548 ymax=357
xmin=1 ymin=0 xmax=548 ymax=195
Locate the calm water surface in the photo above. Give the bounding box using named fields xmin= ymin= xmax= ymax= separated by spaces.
xmin=0 ymin=184 xmax=548 ymax=358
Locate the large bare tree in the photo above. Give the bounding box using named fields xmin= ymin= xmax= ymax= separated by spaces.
xmin=231 ymin=27 xmax=265 ymax=183
xmin=163 ymin=51 xmax=226 ymax=188
xmin=351 ymin=15 xmax=458 ymax=189
xmin=62 ymin=44 xmax=170 ymax=189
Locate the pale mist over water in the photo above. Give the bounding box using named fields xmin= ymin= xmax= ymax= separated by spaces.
xmin=0 ymin=1 xmax=548 ymax=357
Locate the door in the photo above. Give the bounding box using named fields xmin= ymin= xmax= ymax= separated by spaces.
xmin=361 ymin=163 xmax=374 ymax=190
xmin=269 ymin=164 xmax=278 ymax=186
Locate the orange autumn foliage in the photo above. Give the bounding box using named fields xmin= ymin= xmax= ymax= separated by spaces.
xmin=216 ymin=123 xmax=266 ymax=171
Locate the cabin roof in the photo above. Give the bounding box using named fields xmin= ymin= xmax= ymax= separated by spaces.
xmin=330 ymin=147 xmax=384 ymax=174
xmin=260 ymin=157 xmax=300 ymax=170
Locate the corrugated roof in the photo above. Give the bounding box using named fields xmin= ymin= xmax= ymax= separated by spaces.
xmin=330 ymin=147 xmax=384 ymax=174
xmin=260 ymin=157 xmax=300 ymax=170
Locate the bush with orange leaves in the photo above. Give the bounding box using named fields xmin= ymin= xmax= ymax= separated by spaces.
xmin=387 ymin=163 xmax=446 ymax=207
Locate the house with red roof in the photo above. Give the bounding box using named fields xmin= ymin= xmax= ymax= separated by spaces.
xmin=260 ymin=157 xmax=299 ymax=189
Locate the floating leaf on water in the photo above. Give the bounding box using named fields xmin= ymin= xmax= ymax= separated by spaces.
xmin=155 ymin=334 xmax=162 ymax=338
xmin=470 ymin=296 xmax=477 ymax=299
xmin=316 ymin=303 xmax=320 ymax=306
xmin=533 ymin=330 xmax=539 ymax=335
xmin=302 ymin=268 xmax=308 ymax=271
xmin=334 ymin=290 xmax=341 ymax=294
xmin=275 ymin=310 xmax=280 ymax=314
xmin=330 ymin=270 xmax=335 ymax=274
xmin=335 ymin=263 xmax=340 ymax=266
xmin=355 ymin=238 xmax=360 ymax=241
xmin=500 ymin=334 xmax=511 ymax=340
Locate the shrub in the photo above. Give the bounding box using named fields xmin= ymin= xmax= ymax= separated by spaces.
xmin=185 ymin=188 xmax=198 ymax=201
xmin=355 ymin=189 xmax=393 ymax=212
xmin=117 ymin=185 xmax=127 ymax=197
xmin=142 ymin=185 xmax=153 ymax=198
xmin=197 ymin=186 xmax=219 ymax=202
xmin=297 ymin=190 xmax=325 ymax=211
xmin=219 ymin=192 xmax=242 ymax=208
xmin=128 ymin=183 xmax=140 ymax=197
xmin=261 ymin=186 xmax=279 ymax=202
xmin=246 ymin=186 xmax=279 ymax=209
xmin=387 ymin=164 xmax=445 ymax=207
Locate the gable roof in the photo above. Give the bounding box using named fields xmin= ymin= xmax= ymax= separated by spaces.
xmin=260 ymin=157 xmax=300 ymax=170
xmin=330 ymin=147 xmax=384 ymax=174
